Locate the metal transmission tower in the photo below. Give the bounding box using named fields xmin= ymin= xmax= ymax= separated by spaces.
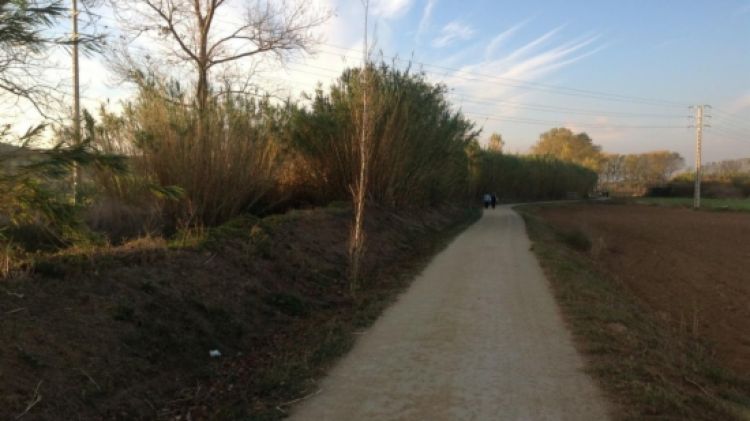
xmin=71 ymin=0 xmax=81 ymax=204
xmin=690 ymin=105 xmax=711 ymax=209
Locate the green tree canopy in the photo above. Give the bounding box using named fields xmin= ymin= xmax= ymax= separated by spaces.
xmin=531 ymin=127 xmax=603 ymax=170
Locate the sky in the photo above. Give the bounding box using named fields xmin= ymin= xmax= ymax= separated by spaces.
xmin=8 ymin=0 xmax=750 ymax=165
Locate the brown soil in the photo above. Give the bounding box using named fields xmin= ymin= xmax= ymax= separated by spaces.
xmin=0 ymin=205 xmax=477 ymax=420
xmin=535 ymin=203 xmax=750 ymax=378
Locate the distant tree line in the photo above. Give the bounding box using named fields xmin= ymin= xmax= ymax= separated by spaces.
xmin=521 ymin=126 xmax=686 ymax=195
xmin=702 ymin=158 xmax=750 ymax=178
xmin=473 ymin=149 xmax=597 ymax=201
xmin=652 ymin=158 xmax=750 ymax=199
xmin=599 ymin=151 xmax=685 ymax=194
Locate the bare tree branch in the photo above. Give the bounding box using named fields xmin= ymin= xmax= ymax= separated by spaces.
xmin=110 ymin=0 xmax=330 ymax=110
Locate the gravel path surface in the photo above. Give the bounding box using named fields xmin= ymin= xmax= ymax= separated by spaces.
xmin=289 ymin=206 xmax=610 ymax=421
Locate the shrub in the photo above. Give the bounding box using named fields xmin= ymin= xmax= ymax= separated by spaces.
xmin=88 ymin=83 xmax=286 ymax=228
xmin=0 ymin=125 xmax=125 ymax=254
xmin=288 ymin=63 xmax=479 ymax=208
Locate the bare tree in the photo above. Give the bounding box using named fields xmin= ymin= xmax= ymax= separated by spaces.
xmin=110 ymin=0 xmax=330 ymax=112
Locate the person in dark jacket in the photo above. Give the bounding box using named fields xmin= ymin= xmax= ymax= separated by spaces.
xmin=491 ymin=193 xmax=497 ymax=209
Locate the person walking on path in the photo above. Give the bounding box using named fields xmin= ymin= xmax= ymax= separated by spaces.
xmin=491 ymin=193 xmax=497 ymax=209
xmin=483 ymin=193 xmax=491 ymax=209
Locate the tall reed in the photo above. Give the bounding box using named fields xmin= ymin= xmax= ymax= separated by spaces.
xmin=289 ymin=63 xmax=479 ymax=208
xmin=475 ymin=151 xmax=598 ymax=201
xmin=89 ymin=82 xmax=286 ymax=228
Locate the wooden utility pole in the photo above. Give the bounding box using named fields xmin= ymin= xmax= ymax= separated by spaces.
xmin=71 ymin=0 xmax=81 ymax=204
xmin=692 ymin=105 xmax=710 ymax=209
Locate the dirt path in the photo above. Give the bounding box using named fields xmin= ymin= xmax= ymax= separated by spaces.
xmin=289 ymin=206 xmax=610 ymax=420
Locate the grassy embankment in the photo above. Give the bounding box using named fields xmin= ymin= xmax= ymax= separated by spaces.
xmin=517 ymin=204 xmax=750 ymax=421
xmin=0 ymin=205 xmax=479 ymax=420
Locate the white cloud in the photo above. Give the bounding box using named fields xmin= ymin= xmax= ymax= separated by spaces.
xmin=443 ymin=31 xmax=600 ymax=94
xmin=498 ymin=25 xmax=565 ymax=64
xmin=371 ymin=0 xmax=414 ymax=19
xmin=484 ymin=20 xmax=528 ymax=59
xmin=427 ymin=25 xmax=605 ymax=152
xmin=416 ymin=0 xmax=437 ymax=41
xmin=496 ymin=35 xmax=601 ymax=80
xmin=432 ymin=21 xmax=476 ymax=48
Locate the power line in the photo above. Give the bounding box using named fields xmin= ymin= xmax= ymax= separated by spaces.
xmin=708 ymin=126 xmax=750 ymax=144
xmin=75 ymin=60 xmax=693 ymax=131
xmin=445 ymin=95 xmax=686 ymax=119
xmin=84 ymin=11 xmax=690 ymax=109
xmin=276 ymin=65 xmax=690 ymax=125
xmin=268 ymin=63 xmax=690 ymax=119
xmin=462 ymin=111 xmax=687 ymax=130
xmin=35 ymin=36 xmax=691 ymax=124
xmin=313 ymin=44 xmax=688 ymax=108
xmin=710 ymin=123 xmax=750 ymax=139
xmin=711 ymin=117 xmax=750 ymax=134
xmin=248 ymin=67 xmax=688 ymax=128
xmin=158 ymin=59 xmax=689 ymax=124
xmin=73 ymin=11 xmax=744 ymax=140
xmin=712 ymin=108 xmax=750 ymax=128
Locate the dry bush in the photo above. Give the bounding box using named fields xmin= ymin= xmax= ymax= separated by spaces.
xmin=84 ymin=198 xmax=162 ymax=243
xmin=134 ymin=93 xmax=284 ymax=226
xmin=87 ymin=84 xmax=287 ymax=229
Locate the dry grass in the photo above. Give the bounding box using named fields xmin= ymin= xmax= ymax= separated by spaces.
xmin=0 ymin=241 xmax=13 ymax=278
xmin=89 ymin=90 xmax=285 ymax=229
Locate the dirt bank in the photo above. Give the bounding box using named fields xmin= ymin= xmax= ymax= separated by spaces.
xmin=0 ymin=205 xmax=478 ymax=420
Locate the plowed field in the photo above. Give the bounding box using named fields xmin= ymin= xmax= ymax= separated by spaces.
xmin=536 ymin=204 xmax=750 ymax=377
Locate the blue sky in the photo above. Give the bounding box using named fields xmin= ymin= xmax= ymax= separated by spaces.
xmin=10 ymin=0 xmax=750 ymax=164
xmin=340 ymin=0 xmax=750 ymax=163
